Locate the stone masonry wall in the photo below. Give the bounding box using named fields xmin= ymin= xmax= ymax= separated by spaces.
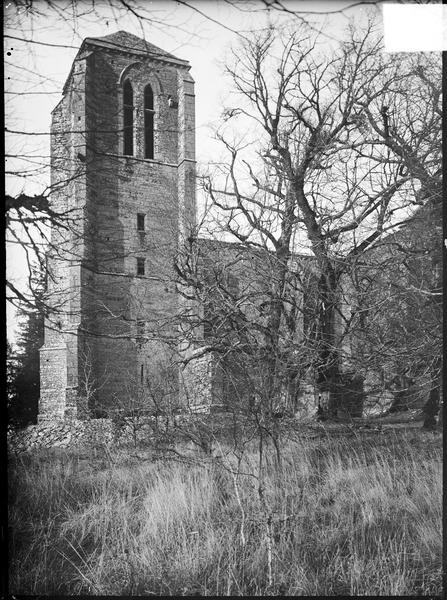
xmin=39 ymin=47 xmax=89 ymax=421
xmin=82 ymin=43 xmax=194 ymax=410
xmin=181 ymin=351 xmax=215 ymax=411
xmin=40 ymin=33 xmax=196 ymax=419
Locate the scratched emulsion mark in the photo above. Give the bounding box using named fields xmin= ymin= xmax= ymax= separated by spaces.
xmin=382 ymin=3 xmax=447 ymax=52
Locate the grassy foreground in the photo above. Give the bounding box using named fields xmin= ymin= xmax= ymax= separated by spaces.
xmin=8 ymin=429 xmax=442 ymax=596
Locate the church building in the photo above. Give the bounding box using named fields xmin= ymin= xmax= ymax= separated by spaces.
xmin=39 ymin=31 xmax=437 ymax=424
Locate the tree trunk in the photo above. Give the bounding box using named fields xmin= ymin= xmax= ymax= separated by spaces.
xmin=264 ymin=242 xmax=291 ymax=415
xmin=389 ymin=375 xmax=413 ymax=413
xmin=423 ymin=386 xmax=439 ymax=429
xmin=437 ymin=400 xmax=443 ymax=428
xmin=315 ymin=267 xmax=343 ymax=416
xmin=423 ymin=367 xmax=441 ymax=430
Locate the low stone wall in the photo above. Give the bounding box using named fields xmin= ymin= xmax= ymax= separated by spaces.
xmin=7 ymin=414 xmax=193 ymax=454
xmin=8 ymin=398 xmax=233 ymax=454
xmin=7 ymin=419 xmax=116 ymax=454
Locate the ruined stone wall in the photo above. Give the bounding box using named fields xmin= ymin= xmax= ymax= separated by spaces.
xmin=180 ymin=350 xmax=215 ymax=411
xmin=180 ymin=239 xmax=314 ymax=411
xmin=8 ymin=419 xmax=115 ymax=453
xmin=339 ymin=200 xmax=442 ymax=414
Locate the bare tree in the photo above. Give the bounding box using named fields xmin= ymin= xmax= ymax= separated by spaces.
xmin=194 ymin=22 xmax=440 ymax=415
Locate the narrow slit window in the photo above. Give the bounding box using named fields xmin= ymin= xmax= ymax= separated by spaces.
xmin=123 ymin=80 xmax=134 ymax=156
xmin=140 ymin=364 xmax=144 ymax=384
xmin=136 ymin=257 xmax=145 ymax=276
xmin=144 ymin=84 xmax=154 ymax=159
xmin=137 ymin=213 xmax=145 ymax=232
xmin=137 ymin=320 xmax=145 ymax=339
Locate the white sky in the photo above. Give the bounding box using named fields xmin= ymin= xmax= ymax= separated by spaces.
xmin=4 ymin=0 xmax=443 ymax=343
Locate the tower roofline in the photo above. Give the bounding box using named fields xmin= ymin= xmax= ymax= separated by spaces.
xmin=83 ymin=31 xmax=190 ymax=66
xmin=60 ymin=31 xmax=191 ymax=97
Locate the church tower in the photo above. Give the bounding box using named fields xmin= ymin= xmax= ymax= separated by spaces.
xmin=39 ymin=31 xmax=196 ymax=420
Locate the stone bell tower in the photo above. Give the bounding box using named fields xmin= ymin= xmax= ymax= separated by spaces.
xmin=39 ymin=31 xmax=196 ymax=420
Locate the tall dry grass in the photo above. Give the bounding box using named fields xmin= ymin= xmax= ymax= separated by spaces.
xmin=8 ymin=430 xmax=442 ymax=595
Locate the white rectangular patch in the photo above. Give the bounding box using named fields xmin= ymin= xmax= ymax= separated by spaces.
xmin=383 ymin=3 xmax=447 ymax=52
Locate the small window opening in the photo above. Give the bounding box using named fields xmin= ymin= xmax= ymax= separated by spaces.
xmin=137 ymin=320 xmax=145 ymax=340
xmin=144 ymin=84 xmax=155 ymax=159
xmin=123 ymin=80 xmax=134 ymax=156
xmin=137 ymin=257 xmax=145 ymax=276
xmin=140 ymin=364 xmax=144 ymax=384
xmin=137 ymin=213 xmax=146 ymax=232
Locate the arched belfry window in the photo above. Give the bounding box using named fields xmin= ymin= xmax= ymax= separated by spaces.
xmin=123 ymin=80 xmax=134 ymax=156
xmin=144 ymin=84 xmax=155 ymax=159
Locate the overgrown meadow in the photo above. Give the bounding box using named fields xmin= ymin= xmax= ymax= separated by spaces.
xmin=8 ymin=428 xmax=442 ymax=596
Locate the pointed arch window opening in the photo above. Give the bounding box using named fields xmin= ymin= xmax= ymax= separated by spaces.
xmin=123 ymin=80 xmax=134 ymax=156
xmin=144 ymin=84 xmax=155 ymax=159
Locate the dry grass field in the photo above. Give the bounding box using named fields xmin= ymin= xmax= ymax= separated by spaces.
xmin=8 ymin=426 xmax=442 ymax=596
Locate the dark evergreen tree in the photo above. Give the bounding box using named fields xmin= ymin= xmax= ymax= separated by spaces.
xmin=7 ymin=342 xmax=19 ymax=418
xmin=8 ymin=272 xmax=45 ymax=427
